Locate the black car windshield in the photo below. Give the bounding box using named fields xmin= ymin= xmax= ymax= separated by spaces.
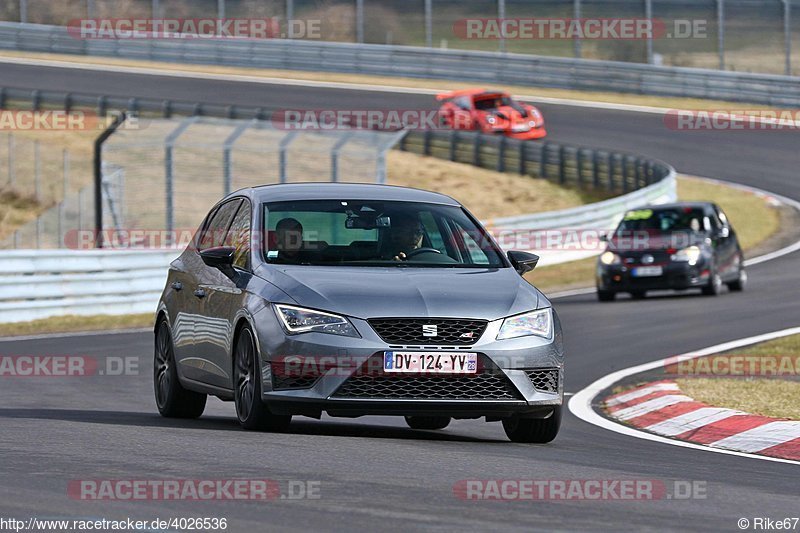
xmin=263 ymin=200 xmax=506 ymax=268
xmin=616 ymin=207 xmax=707 ymax=234
xmin=474 ymin=94 xmax=513 ymax=110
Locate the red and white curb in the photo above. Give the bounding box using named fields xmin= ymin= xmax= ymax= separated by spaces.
xmin=569 ymin=326 xmax=800 ymax=466
xmin=603 ymin=381 xmax=800 ymax=461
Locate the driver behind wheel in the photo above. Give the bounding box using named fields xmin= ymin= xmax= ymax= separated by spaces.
xmin=384 ymin=213 xmax=425 ymax=261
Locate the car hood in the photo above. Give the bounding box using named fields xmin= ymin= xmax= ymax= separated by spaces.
xmin=256 ymin=265 xmax=543 ymax=321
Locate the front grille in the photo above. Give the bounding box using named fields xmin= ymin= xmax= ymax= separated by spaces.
xmin=622 ymin=251 xmax=670 ymax=264
xmin=368 ymin=318 xmax=487 ymax=345
xmin=525 ymin=369 xmax=560 ymax=393
xmin=332 ymin=354 xmax=521 ymax=400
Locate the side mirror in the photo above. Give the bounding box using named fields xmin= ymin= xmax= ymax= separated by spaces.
xmin=599 ymin=234 xmax=609 ymax=243
xmin=200 ymin=246 xmax=235 ymax=273
xmin=719 ymin=226 xmax=730 ymax=239
xmin=507 ymin=250 xmax=540 ymax=275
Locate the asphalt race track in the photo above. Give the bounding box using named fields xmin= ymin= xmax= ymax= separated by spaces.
xmin=1 ymin=61 xmax=798 ymax=531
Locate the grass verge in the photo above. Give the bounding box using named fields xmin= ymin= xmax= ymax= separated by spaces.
xmin=676 ymin=334 xmax=800 ymax=420
xmin=0 ymin=313 xmax=154 ymax=338
xmin=525 ymin=174 xmax=782 ymax=293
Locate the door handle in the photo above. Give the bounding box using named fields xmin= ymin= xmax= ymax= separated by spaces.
xmin=194 ymin=289 xmax=206 ymax=299
xmin=171 ymin=282 xmax=183 ymax=291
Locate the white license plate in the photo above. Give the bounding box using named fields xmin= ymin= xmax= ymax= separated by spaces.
xmin=632 ymin=266 xmax=663 ymax=277
xmin=383 ymin=352 xmax=478 ymax=374
xmin=512 ymin=125 xmax=531 ymax=132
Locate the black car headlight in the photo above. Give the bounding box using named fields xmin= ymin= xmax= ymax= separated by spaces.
xmin=670 ymin=246 xmax=702 ymax=266
xmin=274 ymin=304 xmax=360 ymax=338
xmin=600 ymin=251 xmax=622 ymax=265
xmin=497 ymin=308 xmax=552 ymax=341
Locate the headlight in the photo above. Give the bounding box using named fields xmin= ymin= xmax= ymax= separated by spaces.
xmin=486 ymin=116 xmax=497 ymax=125
xmin=274 ymin=304 xmax=359 ymax=337
xmin=497 ymin=308 xmax=552 ymax=341
xmin=529 ymin=120 xmax=537 ymax=127
xmin=671 ymin=246 xmax=702 ymax=265
xmin=600 ymin=251 xmax=621 ymax=265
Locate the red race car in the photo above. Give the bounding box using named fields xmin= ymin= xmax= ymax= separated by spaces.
xmin=437 ymin=88 xmax=547 ymax=140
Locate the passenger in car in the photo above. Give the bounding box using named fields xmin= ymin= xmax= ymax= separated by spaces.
xmin=274 ymin=218 xmax=305 ymax=264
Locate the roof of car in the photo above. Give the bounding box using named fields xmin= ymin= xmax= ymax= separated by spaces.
xmin=237 ymin=183 xmax=462 ymax=206
xmin=436 ymin=88 xmax=506 ymax=100
xmin=635 ymin=202 xmax=715 ymax=211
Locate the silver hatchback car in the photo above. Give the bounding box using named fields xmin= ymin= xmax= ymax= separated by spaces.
xmin=154 ymin=184 xmax=564 ymax=443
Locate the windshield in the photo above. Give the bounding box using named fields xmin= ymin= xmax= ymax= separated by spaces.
xmin=474 ymin=95 xmax=513 ymax=110
xmin=616 ymin=207 xmax=708 ymax=234
xmin=263 ymin=200 xmax=506 ymax=268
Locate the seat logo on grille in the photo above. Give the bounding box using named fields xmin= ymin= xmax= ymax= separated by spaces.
xmin=422 ymin=324 xmax=438 ymax=337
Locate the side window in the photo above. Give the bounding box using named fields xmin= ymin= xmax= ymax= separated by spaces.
xmin=198 ymin=199 xmax=242 ymax=251
xmin=226 ymin=201 xmax=251 ymax=270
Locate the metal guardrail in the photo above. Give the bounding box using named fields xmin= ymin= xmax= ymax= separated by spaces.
xmin=0 ymin=249 xmax=177 ymax=323
xmin=2 ymin=22 xmax=800 ymax=107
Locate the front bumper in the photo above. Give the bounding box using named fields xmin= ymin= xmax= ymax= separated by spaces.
xmin=252 ymin=307 xmax=564 ymax=418
xmin=597 ymin=261 xmax=710 ymax=292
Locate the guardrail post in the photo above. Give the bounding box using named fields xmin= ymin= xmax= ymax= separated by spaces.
xmin=622 ymin=156 xmax=630 ymax=193
xmin=64 ymin=93 xmax=72 ymax=113
xmin=96 ymin=96 xmax=107 ymax=117
xmin=162 ymin=100 xmax=172 ymax=118
xmin=449 ymin=130 xmax=457 ymax=161
xmin=423 ymin=129 xmax=432 ymax=156
xmin=577 ymin=149 xmax=584 ymax=188
xmin=497 ymin=136 xmax=506 ymax=172
xmin=152 ymin=0 xmax=159 ymax=18
xmin=0 ymin=88 xmax=6 ymax=109
xmin=558 ymin=145 xmax=567 ymax=184
xmin=472 ymin=133 xmax=481 ymax=167
xmin=519 ymin=141 xmax=527 ymax=175
xmin=540 ymin=143 xmax=549 ymax=180
xmin=31 ymin=89 xmax=40 ymax=111
xmin=607 ymin=153 xmax=615 ymax=192
xmin=19 ymin=0 xmax=27 ymax=23
xmin=286 ymin=0 xmax=295 ymax=38
xmin=217 ymin=0 xmax=226 ymax=20
xmin=592 ymin=150 xmax=600 ymax=188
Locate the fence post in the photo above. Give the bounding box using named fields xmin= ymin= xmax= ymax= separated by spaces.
xmin=286 ymin=0 xmax=295 ymax=38
xmin=34 ymin=140 xmax=41 ymax=202
xmin=717 ymin=0 xmax=725 ymax=70
xmin=87 ymin=0 xmax=95 ymax=17
xmin=94 ymin=113 xmax=127 ymax=248
xmin=217 ymin=0 xmax=225 ymax=20
xmin=279 ymin=131 xmax=300 ymax=183
xmin=356 ymin=0 xmax=364 ymax=43
xmin=6 ymin=133 xmax=13 ymax=187
xmin=425 ymin=0 xmax=433 ymax=48
xmin=645 ymin=0 xmax=653 ymax=64
xmin=223 ymin=119 xmax=255 ymax=195
xmin=164 ymin=118 xmax=196 ymax=242
xmin=19 ymin=0 xmax=27 ymax=23
xmin=498 ymin=0 xmax=506 ymax=53
xmin=152 ymin=0 xmax=159 ymax=18
xmin=573 ymin=0 xmax=582 ymax=59
xmin=784 ymin=0 xmax=792 ymax=76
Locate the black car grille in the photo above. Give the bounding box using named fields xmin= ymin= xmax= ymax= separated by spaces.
xmin=525 ymin=369 xmax=560 ymax=393
xmin=621 ymin=251 xmax=671 ymax=264
xmin=368 ymin=318 xmax=487 ymax=345
xmin=272 ymin=374 xmax=319 ymax=390
xmin=332 ymin=354 xmax=521 ymax=401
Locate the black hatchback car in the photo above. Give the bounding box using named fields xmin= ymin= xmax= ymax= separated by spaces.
xmin=596 ymin=202 xmax=746 ymax=301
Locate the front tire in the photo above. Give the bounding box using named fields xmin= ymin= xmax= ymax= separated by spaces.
xmin=154 ymin=319 xmax=207 ymax=419
xmin=234 ymin=325 xmax=292 ymax=432
xmin=502 ymin=407 xmax=562 ymax=443
xmin=702 ymin=267 xmax=723 ymax=296
xmin=597 ymin=290 xmax=616 ymax=302
xmin=405 ymin=416 xmax=451 ymax=430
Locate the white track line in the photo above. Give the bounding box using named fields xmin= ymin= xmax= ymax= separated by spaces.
xmin=569 ymin=326 xmax=800 ymax=466
xmin=612 ymin=395 xmax=694 ymax=420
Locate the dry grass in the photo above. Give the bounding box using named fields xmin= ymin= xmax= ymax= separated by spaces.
xmin=0 ymin=50 xmax=776 ymax=112
xmin=0 ymin=190 xmax=43 ymax=240
xmin=677 ymin=176 xmax=780 ymax=251
xmin=0 ymin=313 xmax=154 ymax=337
xmin=725 ymin=334 xmax=800 ymax=358
xmin=677 ymin=378 xmax=800 ymax=420
xmin=387 ymin=151 xmax=591 ymax=220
